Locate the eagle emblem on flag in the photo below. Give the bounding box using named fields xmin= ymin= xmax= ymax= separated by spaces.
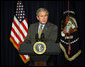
xmin=59 ymin=10 xmax=81 ymax=61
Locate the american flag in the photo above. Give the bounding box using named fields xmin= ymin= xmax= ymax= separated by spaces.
xmin=10 ymin=1 xmax=30 ymax=63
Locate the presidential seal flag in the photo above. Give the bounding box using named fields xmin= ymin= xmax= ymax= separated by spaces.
xmin=10 ymin=1 xmax=30 ymax=63
xmin=59 ymin=10 xmax=81 ymax=61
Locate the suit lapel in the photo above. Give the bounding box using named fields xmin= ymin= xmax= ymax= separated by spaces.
xmin=36 ymin=22 xmax=39 ymax=33
xmin=42 ymin=22 xmax=49 ymax=34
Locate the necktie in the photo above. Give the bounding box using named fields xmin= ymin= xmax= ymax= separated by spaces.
xmin=38 ymin=24 xmax=43 ymax=39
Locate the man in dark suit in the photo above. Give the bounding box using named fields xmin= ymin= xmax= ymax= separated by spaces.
xmin=20 ymin=8 xmax=60 ymax=66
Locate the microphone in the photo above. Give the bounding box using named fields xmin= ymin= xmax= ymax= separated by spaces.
xmin=35 ymin=33 xmax=45 ymax=42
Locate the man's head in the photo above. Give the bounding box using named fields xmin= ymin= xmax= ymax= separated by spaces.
xmin=36 ymin=8 xmax=49 ymax=24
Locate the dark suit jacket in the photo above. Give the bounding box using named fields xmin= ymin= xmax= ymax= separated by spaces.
xmin=24 ymin=22 xmax=58 ymax=45
xmin=20 ymin=22 xmax=59 ymax=61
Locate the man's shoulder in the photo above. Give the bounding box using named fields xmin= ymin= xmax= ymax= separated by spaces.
xmin=47 ymin=22 xmax=58 ymax=28
xmin=30 ymin=22 xmax=38 ymax=26
xmin=29 ymin=22 xmax=38 ymax=28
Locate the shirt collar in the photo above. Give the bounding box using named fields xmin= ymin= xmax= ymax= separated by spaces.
xmin=39 ymin=23 xmax=45 ymax=27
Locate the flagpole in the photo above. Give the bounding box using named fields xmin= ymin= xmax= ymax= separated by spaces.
xmin=68 ymin=0 xmax=69 ymax=17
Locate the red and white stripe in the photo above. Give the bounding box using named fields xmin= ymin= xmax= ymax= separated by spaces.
xmin=11 ymin=16 xmax=28 ymax=44
xmin=10 ymin=16 xmax=30 ymax=63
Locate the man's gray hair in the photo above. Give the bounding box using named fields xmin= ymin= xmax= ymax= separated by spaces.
xmin=36 ymin=8 xmax=49 ymax=16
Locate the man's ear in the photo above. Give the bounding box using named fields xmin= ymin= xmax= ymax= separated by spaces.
xmin=36 ymin=16 xmax=39 ymax=20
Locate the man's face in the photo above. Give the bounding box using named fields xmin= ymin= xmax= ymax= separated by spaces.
xmin=37 ymin=11 xmax=48 ymax=24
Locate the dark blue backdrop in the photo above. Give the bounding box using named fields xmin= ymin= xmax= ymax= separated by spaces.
xmin=1 ymin=0 xmax=84 ymax=66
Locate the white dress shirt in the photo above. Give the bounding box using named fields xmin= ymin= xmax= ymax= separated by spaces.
xmin=38 ymin=23 xmax=45 ymax=32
